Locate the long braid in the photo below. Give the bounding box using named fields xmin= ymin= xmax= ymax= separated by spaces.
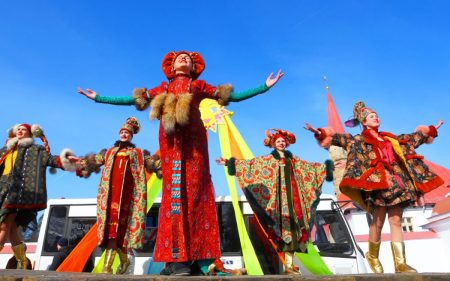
xmin=40 ymin=134 xmax=50 ymax=153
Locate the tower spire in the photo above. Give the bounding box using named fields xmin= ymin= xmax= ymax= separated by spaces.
xmin=324 ymin=76 xmax=345 ymax=134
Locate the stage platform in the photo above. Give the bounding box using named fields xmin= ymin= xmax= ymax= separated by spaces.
xmin=0 ymin=270 xmax=449 ymax=281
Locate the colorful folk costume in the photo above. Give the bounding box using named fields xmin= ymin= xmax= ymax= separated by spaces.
xmin=78 ymin=117 xmax=161 ymax=274
xmin=223 ymin=129 xmax=333 ymax=274
xmin=88 ymin=51 xmax=278 ymax=275
xmin=313 ymin=101 xmax=443 ymax=273
xmin=0 ymin=124 xmax=76 ymax=269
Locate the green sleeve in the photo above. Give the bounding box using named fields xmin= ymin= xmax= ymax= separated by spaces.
xmin=229 ymin=84 xmax=269 ymax=102
xmin=95 ymin=94 xmax=135 ymax=105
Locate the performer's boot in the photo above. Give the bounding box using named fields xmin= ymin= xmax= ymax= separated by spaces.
xmin=12 ymin=242 xmax=28 ymax=269
xmin=102 ymin=248 xmax=117 ymax=274
xmin=366 ymin=240 xmax=384 ymax=273
xmin=284 ymin=252 xmax=300 ymax=275
xmin=391 ymin=242 xmax=417 ymax=273
xmin=116 ymin=248 xmax=130 ymax=274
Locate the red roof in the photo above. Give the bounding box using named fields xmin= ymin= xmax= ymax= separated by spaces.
xmin=423 ymin=160 xmax=450 ymax=204
xmin=432 ymin=196 xmax=450 ymax=215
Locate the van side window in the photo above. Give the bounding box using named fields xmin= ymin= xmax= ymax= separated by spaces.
xmin=43 ymin=206 xmax=68 ymax=253
xmin=311 ymin=211 xmax=354 ymax=256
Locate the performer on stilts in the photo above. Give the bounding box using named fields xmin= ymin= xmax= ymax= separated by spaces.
xmin=304 ymin=101 xmax=444 ymax=273
xmin=77 ymin=117 xmax=161 ymax=274
xmin=0 ymin=123 xmax=77 ymax=269
xmin=77 ymin=50 xmax=283 ymax=275
xmin=216 ymin=129 xmax=333 ymax=274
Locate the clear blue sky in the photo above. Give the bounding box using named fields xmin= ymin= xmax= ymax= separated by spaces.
xmin=1 ymin=1 xmax=449 ymax=200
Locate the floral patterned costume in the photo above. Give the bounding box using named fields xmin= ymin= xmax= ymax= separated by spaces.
xmin=86 ymin=145 xmax=147 ymax=249
xmin=317 ymin=127 xmax=443 ymax=211
xmin=227 ymin=150 xmax=329 ymax=252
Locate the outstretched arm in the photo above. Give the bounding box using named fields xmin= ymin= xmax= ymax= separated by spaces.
xmin=216 ymin=157 xmax=228 ymax=166
xmin=77 ymin=87 xmax=135 ymax=105
xmin=408 ymin=119 xmax=445 ymax=146
xmin=304 ymin=122 xmax=321 ymax=135
xmin=228 ymin=70 xmax=284 ymax=102
xmin=435 ymin=119 xmax=444 ymax=130
xmin=265 ymin=70 xmax=284 ymax=88
xmin=77 ymin=88 xmax=97 ymax=100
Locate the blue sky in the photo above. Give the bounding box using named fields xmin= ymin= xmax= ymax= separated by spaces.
xmin=1 ymin=1 xmax=449 ymax=199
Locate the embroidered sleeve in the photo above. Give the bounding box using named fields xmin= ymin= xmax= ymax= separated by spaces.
xmin=234 ymin=156 xmax=268 ymax=186
xmin=292 ymin=157 xmax=326 ymax=227
xmin=331 ymin=133 xmax=355 ymax=152
xmin=46 ymin=153 xmax=62 ymax=168
xmin=77 ymin=149 xmax=107 ymax=178
xmin=398 ymin=131 xmax=429 ymax=149
xmin=143 ymin=150 xmax=162 ymax=179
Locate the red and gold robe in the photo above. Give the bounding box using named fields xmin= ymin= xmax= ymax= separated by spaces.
xmin=148 ymin=76 xmax=222 ymax=262
xmin=96 ymin=147 xmax=147 ymax=249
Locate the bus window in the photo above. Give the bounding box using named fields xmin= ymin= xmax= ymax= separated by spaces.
xmin=67 ymin=218 xmax=97 ymax=238
xmin=43 ymin=206 xmax=68 ymax=253
xmin=217 ymin=202 xmax=241 ymax=254
xmin=311 ymin=211 xmax=354 ymax=257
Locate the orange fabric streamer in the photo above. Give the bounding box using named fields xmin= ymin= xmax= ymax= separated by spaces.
xmin=56 ymin=222 xmax=99 ymax=272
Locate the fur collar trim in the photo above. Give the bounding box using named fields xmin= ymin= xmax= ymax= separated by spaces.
xmin=149 ymin=92 xmax=193 ymax=135
xmin=270 ymin=150 xmax=293 ymax=160
xmin=361 ymin=129 xmax=398 ymax=148
xmin=6 ymin=137 xmax=34 ymax=150
xmin=114 ymin=141 xmax=136 ymax=148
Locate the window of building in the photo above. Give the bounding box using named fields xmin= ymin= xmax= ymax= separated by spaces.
xmin=401 ymin=217 xmax=413 ymax=232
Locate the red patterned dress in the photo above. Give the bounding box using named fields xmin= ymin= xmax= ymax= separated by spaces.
xmin=104 ymin=150 xmax=134 ymax=248
xmin=93 ymin=146 xmax=148 ymax=249
xmin=148 ymin=76 xmax=221 ymax=262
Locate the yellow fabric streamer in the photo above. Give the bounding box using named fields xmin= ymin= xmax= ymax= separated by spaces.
xmin=218 ymin=116 xmax=263 ymax=275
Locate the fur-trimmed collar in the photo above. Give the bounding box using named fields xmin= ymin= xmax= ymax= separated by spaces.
xmin=114 ymin=141 xmax=136 ymax=148
xmin=6 ymin=137 xmax=34 ymax=150
xmin=361 ymin=129 xmax=398 ymax=148
xmin=270 ymin=149 xmax=293 ymax=160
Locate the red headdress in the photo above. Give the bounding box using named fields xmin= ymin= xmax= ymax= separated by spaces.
xmin=263 ymin=129 xmax=296 ymax=148
xmin=19 ymin=123 xmax=32 ymax=134
xmin=161 ymin=51 xmax=205 ymax=80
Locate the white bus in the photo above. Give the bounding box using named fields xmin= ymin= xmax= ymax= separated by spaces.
xmin=11 ymin=194 xmax=367 ymax=275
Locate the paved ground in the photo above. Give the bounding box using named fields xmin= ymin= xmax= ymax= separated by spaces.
xmin=0 ymin=271 xmax=449 ymax=281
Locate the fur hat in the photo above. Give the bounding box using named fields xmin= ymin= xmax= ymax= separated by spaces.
xmin=162 ymin=51 xmax=205 ymax=80
xmin=12 ymin=124 xmax=44 ymax=138
xmin=120 ymin=117 xmax=141 ymax=135
xmin=263 ymin=129 xmax=296 ymax=148
xmin=8 ymin=123 xmax=50 ymax=152
xmin=345 ymin=101 xmax=375 ymax=128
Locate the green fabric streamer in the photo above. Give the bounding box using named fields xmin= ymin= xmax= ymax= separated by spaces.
xmin=92 ymin=250 xmax=120 ymax=273
xmin=295 ymin=242 xmax=332 ymax=275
